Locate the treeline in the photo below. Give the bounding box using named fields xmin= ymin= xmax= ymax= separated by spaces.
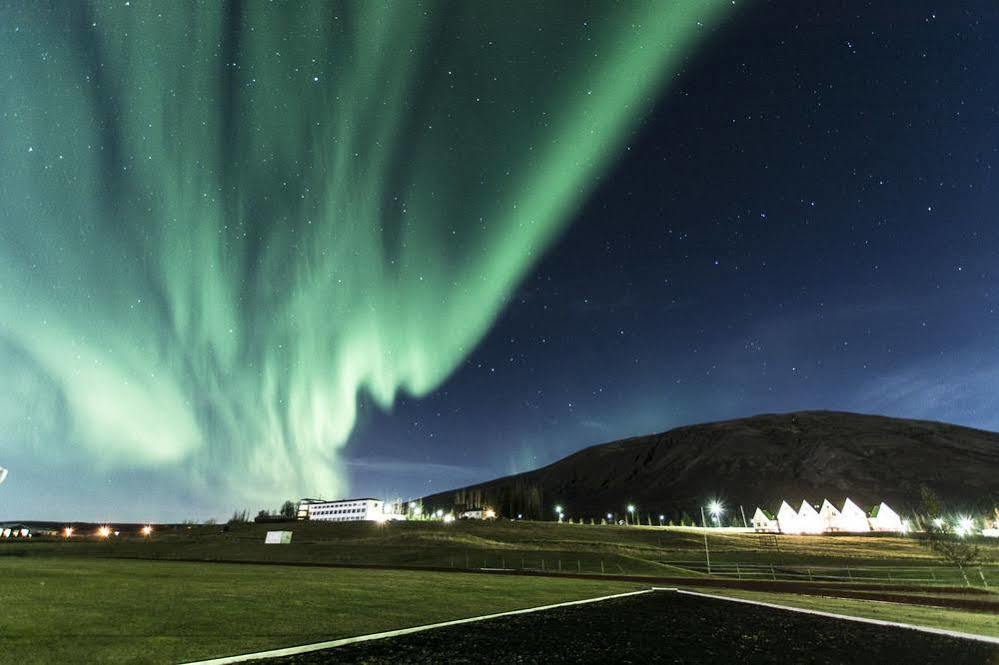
xmin=227 ymin=500 xmax=298 ymax=524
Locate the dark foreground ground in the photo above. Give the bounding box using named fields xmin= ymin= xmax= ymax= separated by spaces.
xmin=268 ymin=591 xmax=997 ymax=664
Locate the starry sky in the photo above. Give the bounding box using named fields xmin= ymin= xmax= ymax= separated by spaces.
xmin=2 ymin=2 xmax=998 ymax=521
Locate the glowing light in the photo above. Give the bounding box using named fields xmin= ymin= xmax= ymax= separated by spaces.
xmin=484 ymin=509 xmax=496 ymax=519
xmin=97 ymin=525 xmax=111 ymax=538
xmin=606 ymin=513 xmax=613 ymax=521
xmin=627 ymin=504 xmax=635 ymax=513
xmin=899 ymin=519 xmax=910 ymax=535
xmin=442 ymin=514 xmax=455 ymax=524
xmin=933 ymin=518 xmax=946 ymax=529
xmin=555 ymin=505 xmax=563 ymax=514
xmin=955 ymin=517 xmax=974 ymax=537
xmin=141 ymin=525 xmax=153 ymax=536
xmin=412 ymin=506 xmax=422 ymax=516
xmin=709 ymin=501 xmax=723 ymax=516
xmin=435 ymin=509 xmax=444 ymax=518
xmin=0 ymin=1 xmax=734 ymax=510
xmin=63 ymin=527 xmax=74 ymax=538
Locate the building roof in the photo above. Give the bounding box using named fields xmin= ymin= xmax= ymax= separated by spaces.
xmin=302 ymin=497 xmax=382 ymax=504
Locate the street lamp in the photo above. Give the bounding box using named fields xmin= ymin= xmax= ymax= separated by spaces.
xmin=659 ymin=514 xmax=665 ymax=526
xmin=709 ymin=501 xmax=724 ymax=527
xmin=627 ymin=504 xmax=635 ymax=526
xmin=555 ymin=505 xmax=564 ymax=522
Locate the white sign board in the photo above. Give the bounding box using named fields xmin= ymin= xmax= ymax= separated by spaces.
xmin=264 ymin=530 xmax=292 ymax=544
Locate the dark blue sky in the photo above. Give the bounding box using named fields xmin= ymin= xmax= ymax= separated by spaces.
xmin=2 ymin=2 xmax=997 ymax=522
xmin=347 ymin=2 xmax=999 ymax=502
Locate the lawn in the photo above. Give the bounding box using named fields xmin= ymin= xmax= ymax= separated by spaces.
xmin=688 ymin=587 xmax=999 ymax=638
xmin=9 ymin=519 xmax=999 ymax=580
xmin=0 ymin=557 xmax=638 ymax=664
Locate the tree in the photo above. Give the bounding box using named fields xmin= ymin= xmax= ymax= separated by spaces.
xmin=917 ymin=486 xmax=982 ymax=578
xmin=228 ymin=510 xmax=248 ymax=524
xmin=279 ymin=500 xmax=297 ymax=519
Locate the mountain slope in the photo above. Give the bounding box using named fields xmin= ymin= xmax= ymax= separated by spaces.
xmin=421 ymin=411 xmax=999 ymax=521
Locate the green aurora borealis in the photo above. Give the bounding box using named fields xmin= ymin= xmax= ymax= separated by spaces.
xmin=0 ymin=2 xmax=729 ymax=505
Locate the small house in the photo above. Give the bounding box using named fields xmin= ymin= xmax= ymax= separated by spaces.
xmin=776 ymin=501 xmax=801 ymax=534
xmin=868 ymin=502 xmax=903 ymax=532
xmin=818 ymin=499 xmax=842 ymax=532
xmin=752 ymin=507 xmax=779 ymax=533
xmin=797 ymin=501 xmax=824 ymax=534
xmin=838 ymin=498 xmax=870 ymax=533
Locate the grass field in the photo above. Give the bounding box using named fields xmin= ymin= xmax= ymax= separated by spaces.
xmin=0 ymin=557 xmax=639 ymax=665
xmin=4 ymin=520 xmax=997 ymax=663
xmin=691 ymin=587 xmax=999 ymax=638
xmin=7 ymin=519 xmax=998 ymax=584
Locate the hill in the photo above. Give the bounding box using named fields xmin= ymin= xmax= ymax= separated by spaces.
xmin=421 ymin=411 xmax=999 ymax=522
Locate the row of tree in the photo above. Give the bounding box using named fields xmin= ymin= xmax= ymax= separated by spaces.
xmin=227 ymin=500 xmax=298 ymax=524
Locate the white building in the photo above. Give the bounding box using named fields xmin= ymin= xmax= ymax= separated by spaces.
xmin=867 ymin=502 xmax=903 ymax=532
xmin=298 ymin=498 xmax=388 ymax=523
xmin=838 ymin=498 xmax=871 ymax=533
xmin=818 ymin=499 xmax=842 ymax=532
xmin=752 ymin=507 xmax=779 ymax=533
xmin=776 ymin=501 xmax=800 ymax=534
xmin=797 ymin=501 xmax=825 ymax=534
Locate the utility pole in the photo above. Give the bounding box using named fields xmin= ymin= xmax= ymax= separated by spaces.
xmin=740 ymin=505 xmax=748 ymax=528
xmin=699 ymin=505 xmax=711 ymax=573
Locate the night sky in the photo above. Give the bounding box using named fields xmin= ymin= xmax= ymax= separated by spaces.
xmin=2 ymin=2 xmax=998 ymax=521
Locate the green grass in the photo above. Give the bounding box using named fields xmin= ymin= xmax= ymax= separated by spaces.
xmin=7 ymin=520 xmax=998 ymax=583
xmin=0 ymin=557 xmax=639 ymax=665
xmin=689 ymin=587 xmax=999 ymax=638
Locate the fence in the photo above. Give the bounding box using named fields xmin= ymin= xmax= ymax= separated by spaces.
xmin=661 ymin=560 xmax=998 ymax=587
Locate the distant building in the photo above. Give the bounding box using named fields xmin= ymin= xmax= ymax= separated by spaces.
xmin=0 ymin=524 xmax=30 ymax=538
xmin=297 ymin=498 xmax=388 ymax=523
xmin=756 ymin=498 xmax=903 ymax=535
xmin=818 ymin=499 xmax=842 ymax=532
xmin=867 ymin=502 xmax=903 ymax=532
xmin=839 ymin=498 xmax=871 ymax=533
xmin=797 ymin=501 xmax=824 ymax=534
xmin=776 ymin=501 xmax=800 ymax=534
xmin=752 ymin=507 xmax=779 ymax=533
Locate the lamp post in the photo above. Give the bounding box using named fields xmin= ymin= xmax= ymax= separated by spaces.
xmin=627 ymin=504 xmax=635 ymax=526
xmin=555 ymin=505 xmax=564 ymax=523
xmin=709 ymin=501 xmax=724 ymax=528
xmin=699 ymin=504 xmax=712 ymax=575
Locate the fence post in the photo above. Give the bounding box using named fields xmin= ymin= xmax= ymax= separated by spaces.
xmin=979 ymin=568 xmax=989 ymax=587
xmin=847 ymin=567 xmax=853 ymax=581
xmin=577 ymin=560 xmax=581 ymax=573
xmin=601 ymin=559 xmax=605 ymax=574
xmin=541 ymin=559 xmax=545 ymax=572
xmin=558 ymin=559 xmax=562 ymax=572
xmin=807 ymin=568 xmax=813 ymax=582
xmin=770 ymin=565 xmax=776 ymax=581
xmin=501 ymin=556 xmax=506 ymax=569
xmin=736 ymin=563 xmax=742 ymax=580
